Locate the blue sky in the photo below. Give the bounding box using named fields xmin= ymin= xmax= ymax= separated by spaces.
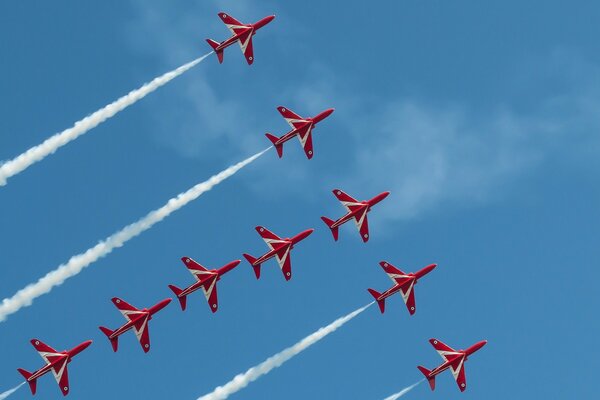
xmin=1 ymin=1 xmax=599 ymax=398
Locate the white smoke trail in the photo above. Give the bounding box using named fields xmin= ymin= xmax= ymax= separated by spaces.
xmin=0 ymin=383 xmax=25 ymax=400
xmin=0 ymin=52 xmax=212 ymax=186
xmin=198 ymin=303 xmax=373 ymax=400
xmin=382 ymin=380 xmax=424 ymax=400
xmin=0 ymin=149 xmax=269 ymax=322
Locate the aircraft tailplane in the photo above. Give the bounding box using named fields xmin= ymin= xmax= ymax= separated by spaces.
xmin=17 ymin=368 xmax=37 ymax=395
xmin=417 ymin=366 xmax=436 ymax=390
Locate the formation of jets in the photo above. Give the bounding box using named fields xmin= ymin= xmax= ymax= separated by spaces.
xmin=13 ymin=11 xmax=487 ymax=396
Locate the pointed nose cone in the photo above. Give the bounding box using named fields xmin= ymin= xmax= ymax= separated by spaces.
xmin=467 ymin=340 xmax=488 ymax=355
xmin=218 ymin=259 xmax=242 ymax=275
xmin=255 ymin=15 xmax=276 ymax=29
xmin=70 ymin=340 xmax=93 ymax=357
xmin=150 ymin=298 xmax=172 ymax=315
xmin=417 ymin=263 xmax=437 ymax=278
xmin=313 ymin=108 xmax=335 ymax=123
xmin=293 ymin=228 xmax=314 ymax=243
xmin=370 ymin=191 xmax=390 ymax=205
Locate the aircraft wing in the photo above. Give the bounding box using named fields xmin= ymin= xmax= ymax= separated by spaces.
xmin=332 ymin=189 xmax=363 ymax=213
xmin=237 ymin=30 xmax=254 ymax=64
xmin=51 ymin=358 xmax=70 ymax=396
xmin=182 ymin=257 xmax=211 ymax=281
xmin=296 ymin=124 xmax=314 ymax=159
xmin=31 ymin=339 xmax=62 ymax=364
xmin=277 ymin=106 xmax=310 ymax=129
xmin=353 ymin=208 xmax=370 ymax=242
xmin=429 ymin=338 xmax=461 ymax=362
xmin=218 ymin=12 xmax=249 ymax=35
xmin=450 ymin=357 xmax=467 ymax=392
xmin=256 ymin=226 xmax=287 ymax=250
xmin=379 ymin=261 xmax=411 ymax=284
xmin=112 ymin=297 xmax=142 ymax=321
xmin=201 ymin=276 xmax=219 ymax=312
xmin=275 ymin=245 xmax=293 ymax=280
xmin=132 ymin=315 xmax=151 ymax=353
xmin=399 ymin=281 xmax=417 ymax=315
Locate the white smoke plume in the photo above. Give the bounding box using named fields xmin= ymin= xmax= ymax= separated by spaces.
xmin=198 ymin=303 xmax=373 ymax=400
xmin=382 ymin=380 xmax=424 ymax=400
xmin=0 ymin=52 xmax=212 ymax=186
xmin=0 ymin=383 xmax=25 ymax=400
xmin=0 ymin=149 xmax=268 ymax=322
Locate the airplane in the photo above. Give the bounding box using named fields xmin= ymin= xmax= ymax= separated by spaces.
xmin=99 ymin=297 xmax=172 ymax=353
xmin=367 ymin=261 xmax=437 ymax=315
xmin=168 ymin=257 xmax=241 ymax=312
xmin=417 ymin=338 xmax=487 ymax=392
xmin=206 ymin=12 xmax=275 ymax=65
xmin=266 ymin=106 xmax=335 ymax=159
xmin=17 ymin=338 xmax=92 ymax=396
xmin=243 ymin=226 xmax=314 ymax=281
xmin=321 ymin=189 xmax=390 ymax=242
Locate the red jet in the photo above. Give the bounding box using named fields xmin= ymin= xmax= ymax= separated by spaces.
xmin=321 ymin=189 xmax=390 ymax=242
xmin=17 ymin=339 xmax=92 ymax=396
xmin=418 ymin=338 xmax=487 ymax=392
xmin=99 ymin=297 xmax=171 ymax=353
xmin=206 ymin=12 xmax=275 ymax=65
xmin=169 ymin=257 xmax=241 ymax=312
xmin=243 ymin=226 xmax=314 ymax=281
xmin=266 ymin=106 xmax=335 ymax=159
xmin=368 ymin=261 xmax=437 ymax=315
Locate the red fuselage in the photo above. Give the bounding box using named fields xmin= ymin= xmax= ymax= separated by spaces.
xmin=273 ymin=108 xmax=335 ymax=146
xmin=252 ymin=229 xmax=314 ymax=265
xmin=330 ymin=191 xmax=390 ymax=228
xmin=215 ymin=15 xmax=275 ymax=52
xmin=26 ymin=340 xmax=92 ymax=382
xmin=376 ymin=264 xmax=437 ymax=301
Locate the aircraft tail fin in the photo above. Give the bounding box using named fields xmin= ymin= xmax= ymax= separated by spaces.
xmin=206 ymin=39 xmax=224 ymax=63
xmin=367 ymin=289 xmax=385 ymax=313
xmin=17 ymin=368 xmax=37 ymax=394
xmin=320 ymin=216 xmax=339 ymax=241
xmin=168 ymin=285 xmax=187 ymax=311
xmin=265 ymin=133 xmax=283 ymax=157
xmin=243 ymin=254 xmax=261 ymax=279
xmin=98 ymin=326 xmax=118 ymax=352
xmin=417 ymin=366 xmax=435 ymax=390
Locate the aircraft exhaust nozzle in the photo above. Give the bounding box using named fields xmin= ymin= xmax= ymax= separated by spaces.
xmin=168 ymin=285 xmax=187 ymax=311
xmin=17 ymin=368 xmax=37 ymax=394
xmin=417 ymin=366 xmax=435 ymax=390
